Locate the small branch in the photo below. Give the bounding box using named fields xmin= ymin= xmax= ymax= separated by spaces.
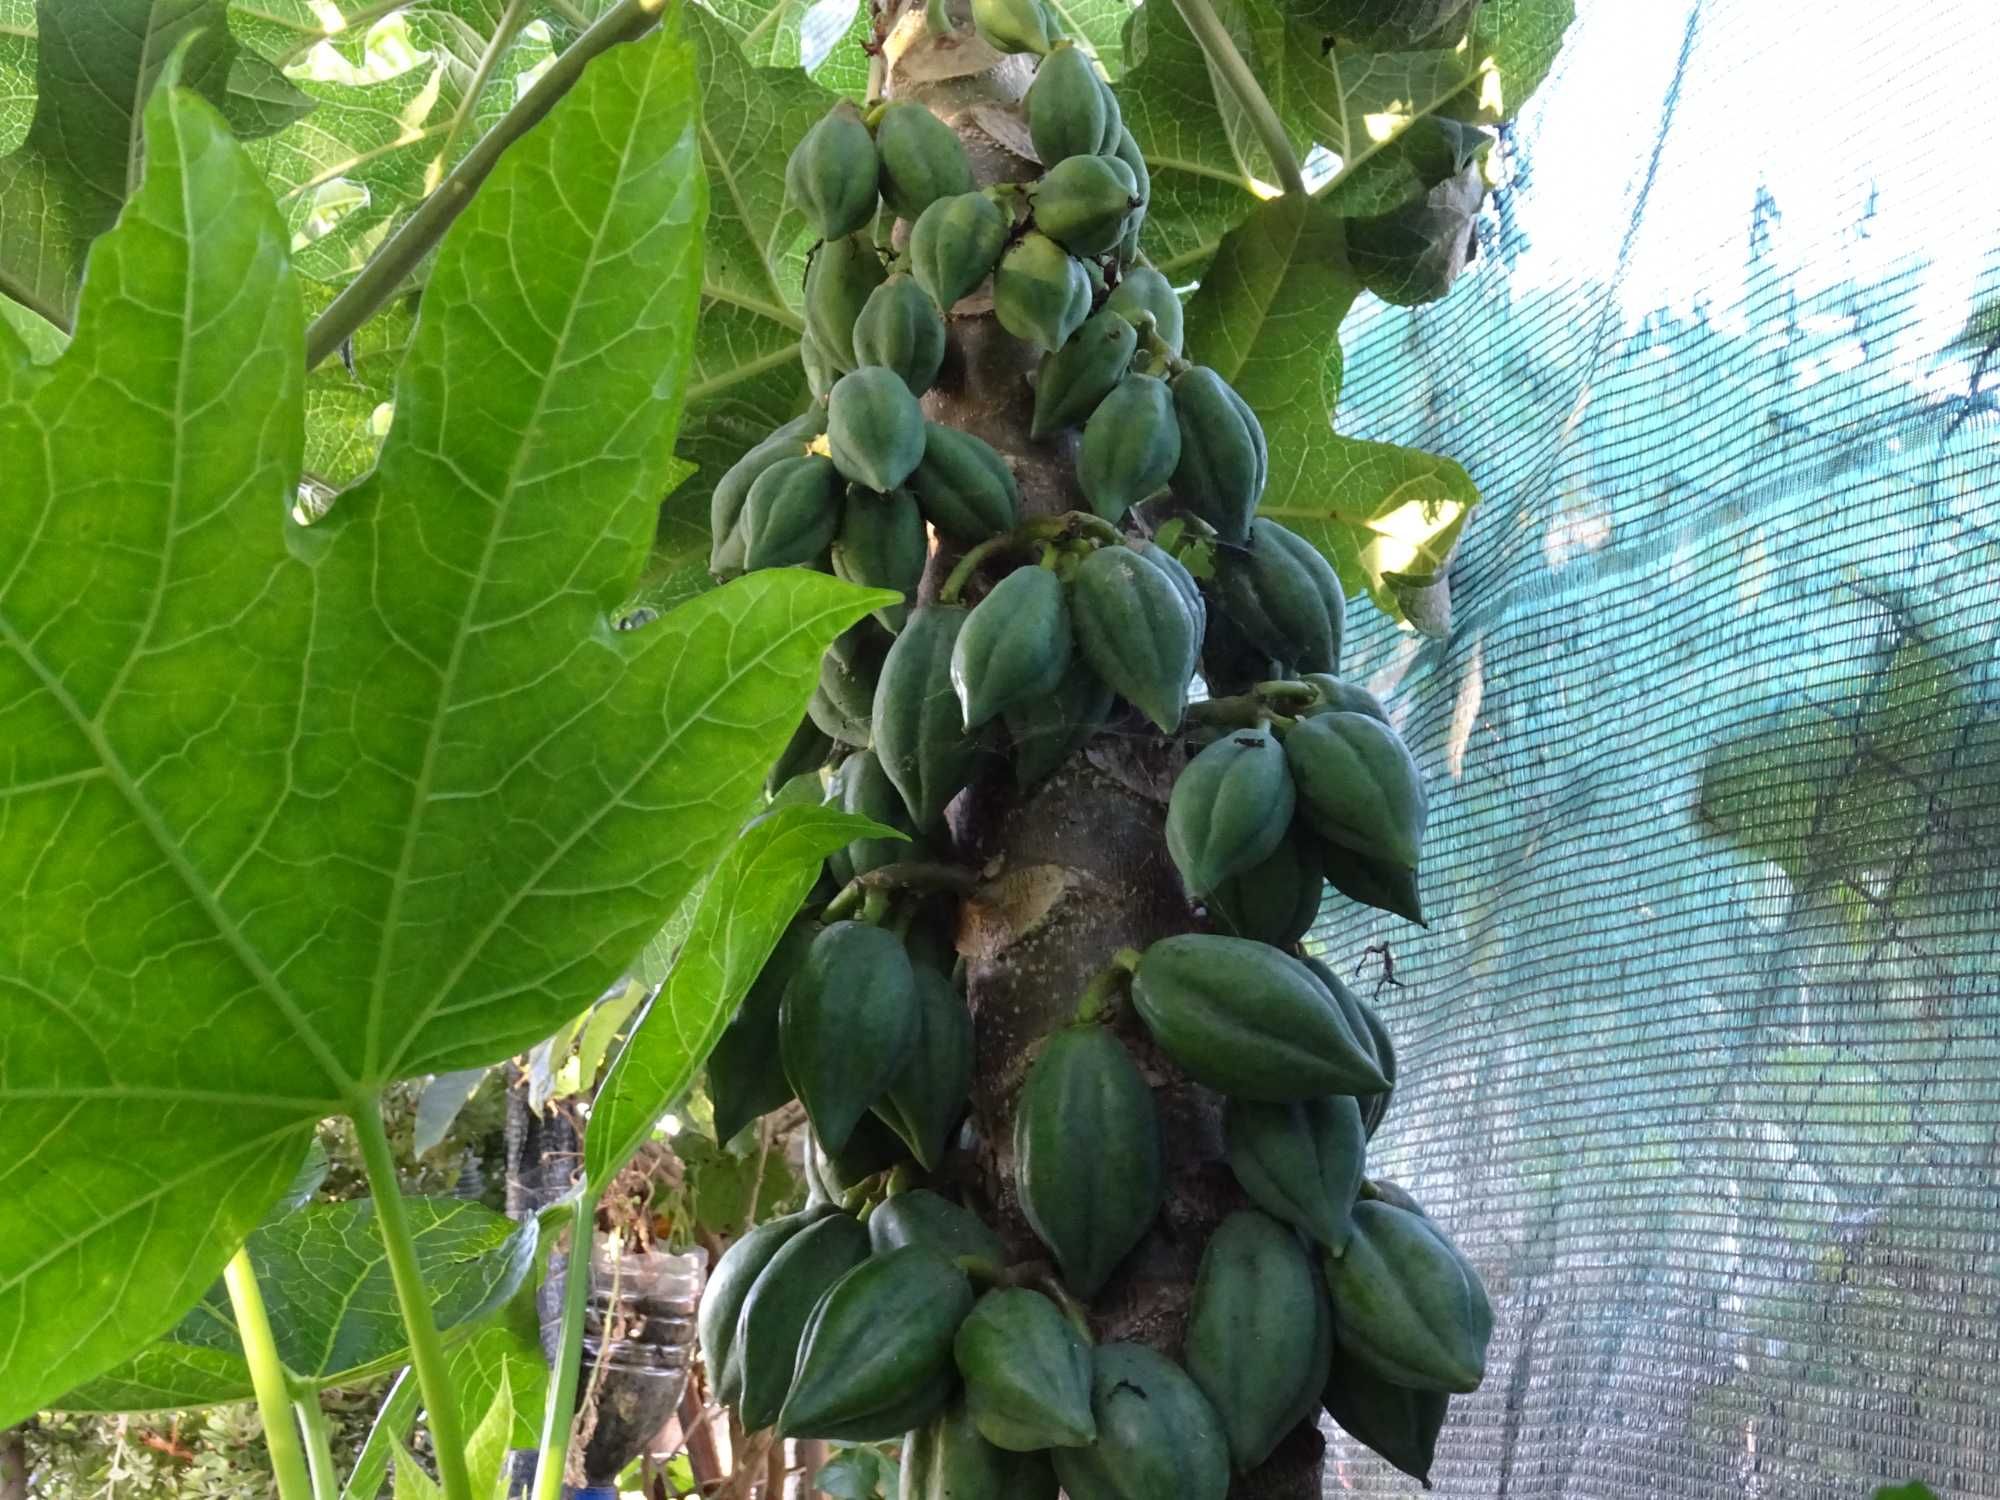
xmin=222 ymin=1251 xmax=315 ymax=1500
xmin=303 ymin=0 xmax=670 ymax=370
xmin=531 ymin=1186 xmax=604 ymax=1500
xmin=351 ymin=1102 xmax=475 ymax=1500
xmin=821 ymin=859 xmax=979 ymax=919
xmin=1171 ymin=0 xmax=1306 ymax=197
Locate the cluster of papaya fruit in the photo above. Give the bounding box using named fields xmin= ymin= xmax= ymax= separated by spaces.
xmin=694 ymin=4 xmax=1491 ymax=1490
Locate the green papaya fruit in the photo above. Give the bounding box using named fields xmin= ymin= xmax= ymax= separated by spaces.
xmin=874 ymin=605 xmax=980 ymax=828
xmin=1027 ymin=44 xmax=1110 ymax=167
xmin=1364 ymin=1176 xmax=1425 ymax=1215
xmin=1323 ymin=1364 xmax=1449 ymax=1488
xmin=1130 ymin=934 xmax=1387 ymax=1100
xmin=1093 ymin=70 xmax=1125 ymax=155
xmin=811 ymin=620 xmax=889 ymax=747
xmin=710 ymin=409 xmax=826 ymax=577
xmin=993 ymin=231 xmax=1092 ymax=352
xmin=1031 ymin=153 xmax=1141 ymax=257
xmin=1069 ymin=542 xmax=1200 ymax=732
xmin=909 ymin=190 xmax=1012 ymax=310
xmin=779 ymin=1246 xmax=975 ymax=1439
xmin=1014 ymin=1026 xmax=1162 ymax=1297
xmin=1213 ymin=517 xmax=1345 ymax=674
xmin=836 ymin=747 xmax=917 ymax=877
xmin=1224 ymin=1094 xmax=1366 ymax=1251
xmin=816 ymin=1111 xmax=915 ymax=1196
xmin=950 ymin=564 xmax=1074 ymax=729
xmin=1077 ymin=373 xmax=1179 ymax=522
xmin=909 ymin=423 xmax=1021 ymax=545
xmin=1004 ymin=657 xmax=1115 ymax=788
xmin=700 ymin=1207 xmax=830 ymax=1406
xmin=708 ymin=920 xmax=818 ymax=1143
xmin=953 ymin=1288 xmax=1095 ymax=1450
xmin=1051 ymin=1344 xmax=1229 ymax=1500
xmin=902 ymin=1400 xmax=1059 ymax=1500
xmin=1206 ymin=823 xmax=1323 ymax=946
xmin=1300 ymin=672 xmax=1389 ymax=723
xmin=1323 ymin=841 xmax=1426 ymax=926
xmin=1170 ymin=366 xmax=1267 ymax=543
xmin=868 ymin=1188 xmax=1007 ymax=1266
xmin=765 ymin=714 xmax=835 ymax=799
xmin=832 ymin=487 xmax=927 ymax=631
xmin=740 ymin=454 xmax=842 ymax=570
xmin=853 ymin=274 xmax=948 ymax=396
xmin=874 ymin=962 xmax=973 ymax=1171
xmin=1184 ymin=1211 xmax=1332 ymax=1471
xmin=875 ymin=100 xmax=976 ymax=221
xmin=1105 ymin=266 xmax=1182 ymax=355
xmin=827 ymin=367 xmax=927 ymax=493
xmin=1297 ymin=957 xmax=1393 ymax=1138
xmin=1325 ymin=1199 xmax=1492 ymax=1393
xmin=1030 ymin=308 xmax=1137 ymax=439
xmin=787 ymin=99 xmax=880 ymax=240
xmin=1165 ymin=726 xmax=1296 ymax=897
xmin=1283 ymin=710 xmax=1427 ymax=871
xmin=970 ymin=0 xmax=1055 ymax=53
xmin=781 ymin=921 xmax=920 ymax=1151
xmin=1128 ymin=538 xmax=1205 ymax=631
xmin=1108 ymin=126 xmax=1149 ymax=256
xmin=734 ymin=1212 xmax=872 ymax=1429
xmin=805 ymin=232 xmax=888 ymax=373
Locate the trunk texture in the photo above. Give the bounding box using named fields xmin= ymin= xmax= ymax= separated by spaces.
xmin=886 ymin=7 xmax=1326 ymax=1496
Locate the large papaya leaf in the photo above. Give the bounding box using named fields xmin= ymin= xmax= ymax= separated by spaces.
xmin=53 ymin=1199 xmax=536 ymax=1410
xmin=1184 ymin=193 xmax=1477 ymax=629
xmin=0 ymin=29 xmax=886 ymax=1422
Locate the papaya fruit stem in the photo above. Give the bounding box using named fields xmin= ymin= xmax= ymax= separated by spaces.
xmin=1187 ymin=694 xmax=1298 ymax=732
xmin=1254 ymin=679 xmax=1321 ymax=707
xmin=923 ymin=0 xmax=957 ymax=40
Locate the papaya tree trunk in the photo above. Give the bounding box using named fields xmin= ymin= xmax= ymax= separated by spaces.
xmin=888 ymin=10 xmax=1327 ymax=1496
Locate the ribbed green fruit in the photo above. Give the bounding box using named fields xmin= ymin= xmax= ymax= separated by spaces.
xmin=867 ymin=1189 xmax=1007 ymax=1265
xmin=815 ymin=1111 xmax=914 ymax=1196
xmin=953 ymin=1288 xmax=1096 ymax=1450
xmin=875 ymin=100 xmax=975 ymax=220
xmin=734 ymin=1212 xmax=871 ymax=1429
xmin=1105 ymin=266 xmax=1182 ymax=355
xmin=710 ymin=409 xmax=825 ymax=577
xmin=1170 ymin=366 xmax=1267 ymax=542
xmin=1184 ymin=1211 xmax=1333 ymax=1471
xmin=1283 ymin=710 xmax=1427 ymax=871
xmin=970 ymin=0 xmax=1056 ymax=53
xmin=708 ymin=920 xmax=817 ymax=1143
xmin=909 ymin=191 xmax=1011 ymax=310
xmin=780 ymin=921 xmax=919 ymax=1152
xmin=810 ymin=620 xmax=889 ymax=748
xmin=779 ymin=1246 xmax=975 ymax=1439
xmin=875 ymin=962 xmax=973 ymax=1171
xmin=1298 ymin=956 xmax=1394 ymax=1139
xmin=1051 ymin=1344 xmax=1229 ymax=1500
xmin=1206 ymin=824 xmax=1323 ymax=946
xmin=827 ymin=367 xmax=927 ymax=493
xmin=1014 ymin=1026 xmax=1163 ymax=1297
xmin=950 ymin=565 xmax=1073 ymax=729
xmin=1323 ymin=841 xmax=1426 ymax=926
xmin=805 ymin=232 xmax=887 ymax=372
xmin=800 ymin=322 xmax=839 ymax=400
xmin=873 ymin=605 xmax=979 ymax=828
xmin=1078 ymin=373 xmax=1179 ymax=521
xmin=1365 ymin=1177 xmax=1426 ymax=1216
xmin=1213 ymin=517 xmax=1346 ymax=674
xmin=1069 ymin=542 xmax=1201 ymax=732
xmin=993 ymin=231 xmax=1092 ymax=352
xmin=739 ymin=454 xmax=841 ymax=570
xmin=1032 ymin=154 xmax=1141 ymax=257
xmin=1027 ymin=44 xmax=1111 ymax=166
xmin=1300 ymin=672 xmax=1390 ymax=724
xmin=1325 ymin=1200 xmax=1492 ymax=1393
xmin=1109 ymin=126 xmax=1150 ymax=257
xmin=1031 ymin=309 xmax=1137 ymax=438
xmin=900 ymin=1398 xmax=1059 ymax=1500
xmin=700 ymin=1206 xmax=830 ymax=1406
xmin=1128 ymin=539 xmax=1204 ymax=629
xmin=835 ymin=748 xmax=916 ymax=877
xmin=1165 ymin=727 xmax=1296 ymax=897
xmin=909 ymin=423 xmax=1021 ymax=544
xmin=1130 ymin=934 xmax=1388 ymax=1100
xmin=786 ymin=99 xmax=880 ymax=240
xmin=1323 ymin=1364 xmax=1449 ymax=1488
xmin=765 ymin=715 xmax=835 ymax=799
xmin=831 ymin=488 xmax=927 ymax=632
xmin=1225 ymin=1094 xmax=1366 ymax=1251
xmin=1004 ymin=658 xmax=1113 ymax=788
xmin=853 ymin=275 xmax=948 ymax=396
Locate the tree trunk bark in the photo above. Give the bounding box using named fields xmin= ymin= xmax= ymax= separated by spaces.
xmin=885 ymin=8 xmax=1326 ymax=1496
